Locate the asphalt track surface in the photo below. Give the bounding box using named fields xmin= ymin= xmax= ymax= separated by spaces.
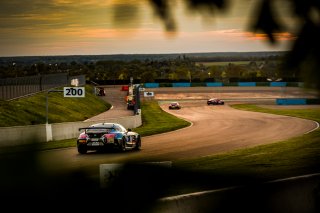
xmin=35 ymin=86 xmax=319 ymax=176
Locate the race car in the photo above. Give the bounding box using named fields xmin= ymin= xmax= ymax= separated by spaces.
xmin=77 ymin=122 xmax=141 ymax=154
xmin=96 ymin=87 xmax=105 ymax=96
xmin=169 ymin=102 xmax=181 ymax=110
xmin=207 ymin=98 xmax=224 ymax=105
xmin=127 ymin=99 xmax=135 ymax=110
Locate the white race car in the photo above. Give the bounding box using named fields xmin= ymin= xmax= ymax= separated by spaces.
xmin=77 ymin=122 xmax=141 ymax=154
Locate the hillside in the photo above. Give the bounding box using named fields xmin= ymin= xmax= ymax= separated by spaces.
xmin=0 ymin=85 xmax=111 ymax=127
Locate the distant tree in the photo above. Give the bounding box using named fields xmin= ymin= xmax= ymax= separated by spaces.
xmin=168 ymin=72 xmax=179 ymax=81
xmin=256 ymin=70 xmax=262 ymax=78
xmin=140 ymin=70 xmax=157 ymax=82
xmin=226 ymin=63 xmax=242 ymax=78
xmin=221 ymin=70 xmax=227 ymax=79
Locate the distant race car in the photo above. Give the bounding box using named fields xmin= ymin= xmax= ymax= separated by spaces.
xmin=96 ymin=87 xmax=105 ymax=96
xmin=169 ymin=102 xmax=181 ymax=110
xmin=127 ymin=100 xmax=135 ymax=110
xmin=207 ymin=98 xmax=224 ymax=105
xmin=77 ymin=122 xmax=141 ymax=154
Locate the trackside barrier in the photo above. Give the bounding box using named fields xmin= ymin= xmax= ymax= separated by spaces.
xmin=172 ymin=82 xmax=191 ymax=87
xmin=144 ymin=82 xmax=303 ymax=87
xmin=121 ymin=85 xmax=129 ymax=91
xmin=276 ymin=98 xmax=307 ymax=105
xmin=0 ymin=74 xmax=86 ymax=100
xmin=0 ymin=125 xmax=48 ymax=146
xmin=276 ymin=98 xmax=320 ymax=105
xmin=307 ymin=99 xmax=320 ymax=104
xmin=144 ymin=83 xmax=160 ymax=88
xmin=152 ymin=173 xmax=320 ymax=213
xmin=238 ymin=82 xmax=256 ymax=86
xmin=0 ymin=114 xmax=142 ymax=147
xmin=206 ymin=82 xmax=223 ymax=87
xmin=270 ymin=82 xmax=287 ymax=87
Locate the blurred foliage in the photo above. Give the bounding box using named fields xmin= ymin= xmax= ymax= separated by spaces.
xmin=146 ymin=0 xmax=320 ymax=94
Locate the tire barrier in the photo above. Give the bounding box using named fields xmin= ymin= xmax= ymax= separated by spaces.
xmin=270 ymin=82 xmax=287 ymax=87
xmin=206 ymin=82 xmax=223 ymax=87
xmin=142 ymin=82 xmax=317 ymax=106
xmin=238 ymin=82 xmax=256 ymax=86
xmin=144 ymin=83 xmax=160 ymax=88
xmin=172 ymin=82 xmax=191 ymax=87
xmin=144 ymin=82 xmax=302 ymax=88
xmin=276 ymin=98 xmax=320 ymax=105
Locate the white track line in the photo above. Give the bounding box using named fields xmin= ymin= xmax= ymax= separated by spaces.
xmin=305 ymin=121 xmax=320 ymax=134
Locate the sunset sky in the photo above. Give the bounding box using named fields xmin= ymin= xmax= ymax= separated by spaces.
xmin=0 ymin=0 xmax=297 ymax=57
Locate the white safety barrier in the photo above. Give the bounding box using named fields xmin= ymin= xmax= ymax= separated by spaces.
xmin=0 ymin=114 xmax=142 ymax=147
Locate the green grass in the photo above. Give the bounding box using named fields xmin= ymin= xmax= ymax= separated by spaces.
xmin=231 ymin=104 xmax=320 ymax=122
xmin=132 ymin=100 xmax=190 ymax=136
xmin=0 ymin=99 xmax=190 ymax=153
xmin=2 ymin=90 xmax=320 ymax=191
xmin=1 ymin=90 xmax=320 ymax=199
xmin=172 ymin=104 xmax=320 ymax=193
xmin=0 ymin=85 xmax=111 ymax=127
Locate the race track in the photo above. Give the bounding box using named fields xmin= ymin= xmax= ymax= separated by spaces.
xmin=35 ymin=86 xmax=319 ymax=176
xmin=142 ymin=102 xmax=316 ymax=160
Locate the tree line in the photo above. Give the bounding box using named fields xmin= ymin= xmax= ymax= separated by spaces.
xmin=0 ymin=55 xmax=299 ymax=83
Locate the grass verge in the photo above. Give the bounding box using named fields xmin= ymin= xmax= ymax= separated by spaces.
xmin=2 ymin=94 xmax=320 ymax=189
xmin=1 ymin=95 xmax=320 ymax=198
xmin=0 ymin=99 xmax=190 ymax=153
xmin=132 ymin=100 xmax=190 ymax=136
xmin=170 ymin=104 xmax=320 ymax=194
xmin=0 ymin=85 xmax=110 ymax=127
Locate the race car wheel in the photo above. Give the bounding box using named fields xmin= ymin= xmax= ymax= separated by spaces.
xmin=120 ymin=137 xmax=127 ymax=152
xmin=134 ymin=136 xmax=141 ymax=150
xmin=78 ymin=145 xmax=87 ymax=154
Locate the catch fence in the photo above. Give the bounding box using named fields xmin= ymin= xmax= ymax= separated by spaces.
xmin=0 ymin=73 xmax=86 ymax=100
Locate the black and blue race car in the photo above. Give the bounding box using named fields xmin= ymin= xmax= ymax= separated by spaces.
xmin=77 ymin=122 xmax=141 ymax=154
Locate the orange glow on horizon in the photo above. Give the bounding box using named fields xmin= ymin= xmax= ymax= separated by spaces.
xmin=246 ymin=32 xmax=297 ymax=41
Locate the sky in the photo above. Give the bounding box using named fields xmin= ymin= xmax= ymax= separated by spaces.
xmin=0 ymin=0 xmax=297 ymax=57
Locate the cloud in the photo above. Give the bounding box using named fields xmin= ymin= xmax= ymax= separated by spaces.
xmin=0 ymin=0 xmax=293 ymax=56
